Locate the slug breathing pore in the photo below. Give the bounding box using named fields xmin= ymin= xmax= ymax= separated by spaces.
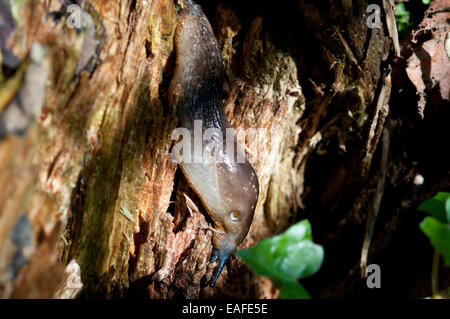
xmin=169 ymin=0 xmax=259 ymax=286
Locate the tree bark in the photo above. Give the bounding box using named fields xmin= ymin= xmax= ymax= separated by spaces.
xmin=0 ymin=0 xmax=448 ymax=299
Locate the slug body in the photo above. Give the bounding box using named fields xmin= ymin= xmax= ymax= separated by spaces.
xmin=170 ymin=0 xmax=259 ymax=286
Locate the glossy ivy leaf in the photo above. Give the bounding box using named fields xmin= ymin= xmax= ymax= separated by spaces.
xmin=277 ymin=280 xmax=310 ymax=299
xmin=420 ymin=217 xmax=450 ymax=266
xmin=418 ymin=192 xmax=450 ymax=224
xmin=236 ymin=220 xmax=324 ymax=283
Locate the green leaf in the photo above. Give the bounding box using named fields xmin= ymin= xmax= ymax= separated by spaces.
xmin=277 ymin=280 xmax=310 ymax=299
xmin=236 ymin=220 xmax=324 ymax=282
xmin=420 ymin=217 xmax=450 ymax=266
xmin=418 ymin=192 xmax=450 ymax=224
xmin=445 ymin=197 xmax=450 ymax=224
xmin=395 ymin=3 xmax=414 ymax=34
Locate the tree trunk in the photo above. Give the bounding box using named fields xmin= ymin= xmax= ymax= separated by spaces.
xmin=0 ymin=0 xmax=448 ymax=299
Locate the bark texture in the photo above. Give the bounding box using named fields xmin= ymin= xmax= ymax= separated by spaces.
xmin=0 ymin=0 xmax=448 ymax=298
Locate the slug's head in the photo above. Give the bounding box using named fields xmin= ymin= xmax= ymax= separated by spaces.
xmin=209 ymin=158 xmax=259 ymax=286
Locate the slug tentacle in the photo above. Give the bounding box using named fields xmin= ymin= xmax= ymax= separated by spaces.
xmin=170 ymin=0 xmax=259 ymax=287
xmin=210 ymin=247 xmax=233 ymax=287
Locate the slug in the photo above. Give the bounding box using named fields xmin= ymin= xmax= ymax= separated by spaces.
xmin=169 ymin=0 xmax=259 ymax=286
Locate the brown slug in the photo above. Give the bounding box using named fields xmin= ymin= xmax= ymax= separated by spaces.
xmin=169 ymin=0 xmax=259 ymax=286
